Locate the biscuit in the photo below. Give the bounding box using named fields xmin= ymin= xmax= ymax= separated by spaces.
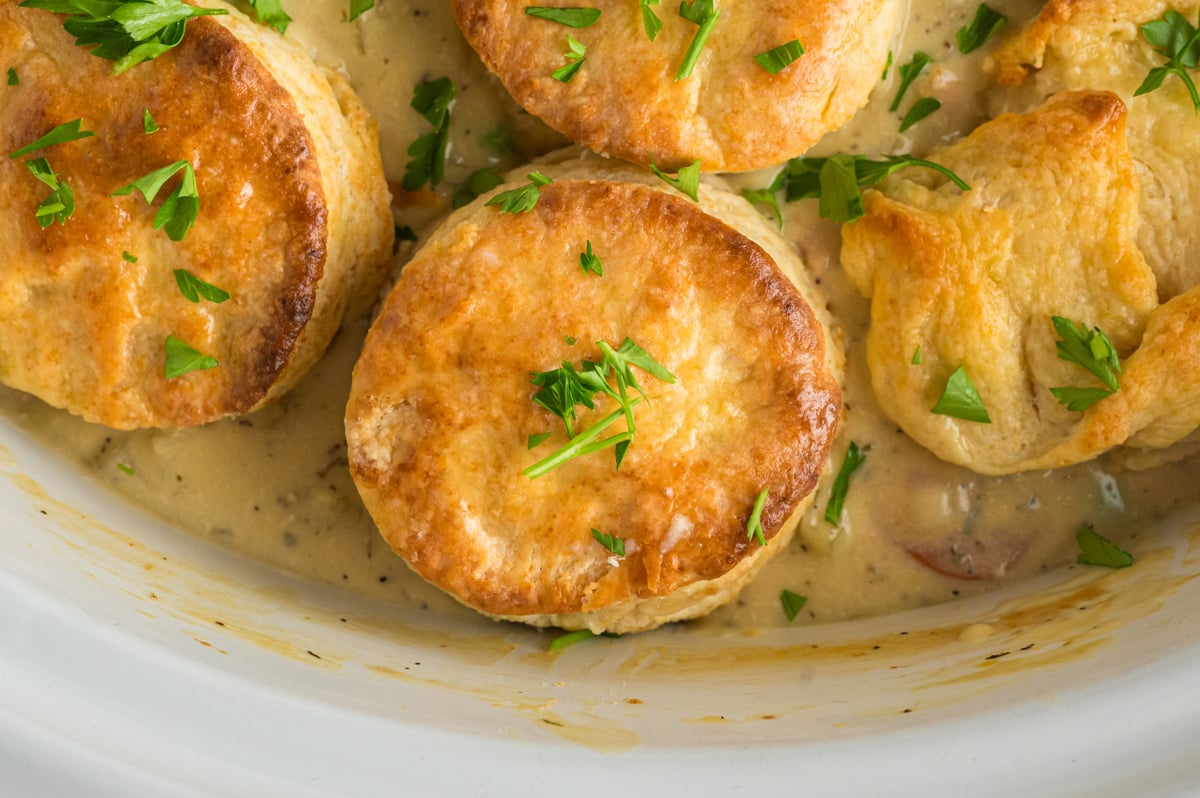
xmin=0 ymin=0 xmax=393 ymax=428
xmin=346 ymin=155 xmax=842 ymax=633
xmin=990 ymin=0 xmax=1200 ymax=300
xmin=451 ymin=0 xmax=900 ymax=173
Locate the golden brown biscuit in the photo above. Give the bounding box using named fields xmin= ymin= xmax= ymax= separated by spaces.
xmin=346 ymin=156 xmax=842 ymax=633
xmin=990 ymin=0 xmax=1200 ymax=300
xmin=0 ymin=0 xmax=392 ymax=429
xmin=450 ymin=0 xmax=900 ymax=173
xmin=842 ymin=92 xmax=1159 ymax=475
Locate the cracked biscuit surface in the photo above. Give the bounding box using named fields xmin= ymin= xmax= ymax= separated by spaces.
xmin=346 ymin=157 xmax=842 ymax=633
xmin=0 ymin=0 xmax=393 ymax=429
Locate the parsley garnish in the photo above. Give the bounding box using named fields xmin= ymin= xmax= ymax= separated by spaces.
xmin=1134 ymin=9 xmax=1200 ymax=112
xmin=1076 ymin=525 xmax=1133 ymax=569
xmin=525 ymin=6 xmax=601 ymax=27
xmin=824 ymin=441 xmax=865 ymax=525
xmin=143 ymin=108 xmax=158 ymax=134
xmin=746 ymin=488 xmax=769 ymax=546
xmin=173 ymin=269 xmax=230 ymax=304
xmin=486 ymin=171 xmax=552 ymax=213
xmin=756 ymin=39 xmax=805 ymax=74
xmin=524 ymin=337 xmax=675 ymax=478
xmin=640 ymin=0 xmax=662 ymax=40
xmin=889 ymin=51 xmax=932 ymax=112
xmin=912 ymin=346 xmax=922 ymax=365
xmin=116 ymin=463 xmax=135 ymax=476
xmin=395 ymin=225 xmax=417 ymax=242
xmin=780 ymin=589 xmax=807 ymax=622
xmin=956 ymin=4 xmax=1007 ymax=53
xmin=9 ymin=118 xmax=95 ymax=159
xmin=552 ymin=34 xmax=587 ymax=82
xmin=528 ymin=432 xmax=551 ymax=449
xmin=451 ymin=166 xmax=503 ymax=209
xmin=580 ymin=241 xmax=604 ymax=276
xmin=591 ymin=528 xmax=625 ymax=557
xmin=348 ymin=0 xmax=373 ymax=21
xmin=19 ymin=0 xmax=227 ymax=74
xmin=650 ymin=156 xmax=701 ymax=201
xmin=932 ymin=365 xmax=991 ymax=423
xmin=899 ymin=97 xmax=941 ymax=132
xmin=122 ymin=250 xmax=138 ymax=262
xmin=772 ymin=152 xmax=969 ymax=223
xmin=548 ymin=629 xmax=621 ymax=650
xmin=6 ymin=67 xmax=17 ymax=85
xmin=675 ymin=0 xmax=720 ymax=81
xmin=112 ymin=160 xmax=199 ymax=241
xmin=24 ymin=158 xmax=76 ymax=227
xmin=1048 ymin=316 xmax=1122 ymax=411
xmin=742 ymin=186 xmax=783 ymax=229
xmin=402 ymin=77 xmax=455 ymax=191
xmin=164 ymin=335 xmax=217 ymax=379
xmin=246 ymin=0 xmax=291 ymax=34
xmin=882 ymin=50 xmax=893 ymax=80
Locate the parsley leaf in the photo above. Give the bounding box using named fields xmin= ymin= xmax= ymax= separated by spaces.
xmin=347 ymin=0 xmax=373 ymax=21
xmin=912 ymin=346 xmax=922 ymax=365
xmin=756 ymin=39 xmax=805 ymax=74
xmin=899 ymin=96 xmax=941 ymax=132
xmin=528 ymin=432 xmax=551 ymax=449
xmin=650 ymin=156 xmax=701 ymax=201
xmin=402 ymin=77 xmax=455 ymax=191
xmin=591 ymin=528 xmax=625 ymax=556
xmin=1049 ymin=386 xmax=1113 ymax=412
xmin=247 ymin=0 xmax=291 ymax=34
xmin=547 ymin=629 xmax=621 ymax=650
xmin=525 ymin=6 xmax=601 ymax=27
xmin=452 ymin=166 xmax=503 ymax=209
xmin=25 ymin=158 xmax=76 ymax=227
xmin=746 ymin=488 xmax=769 ymax=546
xmin=1134 ymin=9 xmax=1200 ymax=112
xmin=956 ymin=4 xmax=1007 ymax=53
xmin=775 ymin=153 xmax=970 ymax=223
xmin=675 ymin=0 xmax=720 ymax=81
xmin=640 ymin=0 xmax=662 ymax=40
xmin=20 ymin=0 xmax=227 ymax=74
xmin=882 ymin=50 xmax=893 ymax=80
xmin=824 ymin=441 xmax=866 ymax=525
xmin=889 ymin=51 xmax=932 ymax=112
xmin=173 ymin=269 xmax=230 ymax=304
xmin=122 ymin=250 xmax=138 ymax=262
xmin=6 ymin=67 xmax=17 ymax=85
xmin=780 ymin=589 xmax=807 ymax=622
xmin=163 ymin=334 xmax=217 ymax=379
xmin=580 ymin=240 xmax=604 ymax=276
xmin=742 ymin=185 xmax=783 ymax=229
xmin=552 ymin=34 xmax=586 ymax=82
xmin=9 ymin=118 xmax=95 ymax=159
xmin=112 ymin=159 xmax=199 ymax=241
xmin=1051 ymin=316 xmax=1121 ymax=392
xmin=1076 ymin=525 xmax=1133 ymax=568
xmin=143 ymin=108 xmax=159 ymax=134
xmin=932 ymin=365 xmax=991 ymax=423
xmin=116 ymin=463 xmax=135 ymax=476
xmin=486 ymin=171 xmax=553 ymax=213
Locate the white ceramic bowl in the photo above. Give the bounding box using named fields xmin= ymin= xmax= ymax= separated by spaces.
xmin=3 ymin=412 xmax=1200 ymax=797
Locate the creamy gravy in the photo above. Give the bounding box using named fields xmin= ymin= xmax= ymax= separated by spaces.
xmin=2 ymin=0 xmax=1197 ymax=629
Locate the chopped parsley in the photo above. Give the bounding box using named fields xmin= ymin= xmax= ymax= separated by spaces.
xmin=116 ymin=463 xmax=135 ymax=476
xmin=591 ymin=528 xmax=625 ymax=557
xmin=452 ymin=166 xmax=504 ymax=209
xmin=402 ymin=77 xmax=455 ymax=191
xmin=912 ymin=346 xmax=922 ymax=365
xmin=675 ymin=0 xmax=720 ymax=81
xmin=882 ymin=50 xmax=893 ymax=80
xmin=579 ymin=240 xmax=604 ymax=276
xmin=6 ymin=67 xmax=17 ymax=85
xmin=19 ymin=0 xmax=227 ymax=74
xmin=742 ymin=185 xmax=783 ymax=229
xmin=173 ymin=269 xmax=230 ymax=304
xmin=143 ymin=108 xmax=159 ymax=133
xmin=246 ymin=0 xmax=291 ymax=34
xmin=899 ymin=96 xmax=941 ymax=132
xmin=528 ymin=432 xmax=551 ymax=449
xmin=1076 ymin=525 xmax=1133 ymax=569
xmin=112 ymin=160 xmax=199 ymax=241
xmin=485 ymin=171 xmax=553 ymax=213
xmin=889 ymin=51 xmax=932 ymax=112
xmin=548 ymin=629 xmax=621 ymax=651
xmin=525 ymin=6 xmax=601 ymax=27
xmin=639 ymin=0 xmax=662 ymax=40
xmin=956 ymin=4 xmax=1008 ymax=53
xmin=931 ymin=365 xmax=991 ymax=423
xmin=756 ymin=39 xmax=805 ymax=74
xmin=24 ymin=158 xmax=76 ymax=227
xmin=824 ymin=441 xmax=866 ymax=525
xmin=780 ymin=589 xmax=807 ymax=622
xmin=551 ymin=34 xmax=587 ymax=82
xmin=9 ymin=118 xmax=95 ymax=159
xmin=348 ymin=0 xmax=373 ymax=21
xmin=746 ymin=488 xmax=769 ymax=547
xmin=1134 ymin=9 xmax=1200 ymax=112
xmin=122 ymin=250 xmax=138 ymax=263
xmin=650 ymin=156 xmax=701 ymax=202
xmin=163 ymin=335 xmax=217 ymax=379
xmin=1048 ymin=316 xmax=1122 ymax=411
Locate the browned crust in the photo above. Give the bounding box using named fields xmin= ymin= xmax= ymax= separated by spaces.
xmin=346 ymin=178 xmax=841 ymax=617
xmin=451 ymin=0 xmax=898 ymax=172
xmin=0 ymin=3 xmax=331 ymax=427
xmin=991 ymin=0 xmax=1085 ymax=85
